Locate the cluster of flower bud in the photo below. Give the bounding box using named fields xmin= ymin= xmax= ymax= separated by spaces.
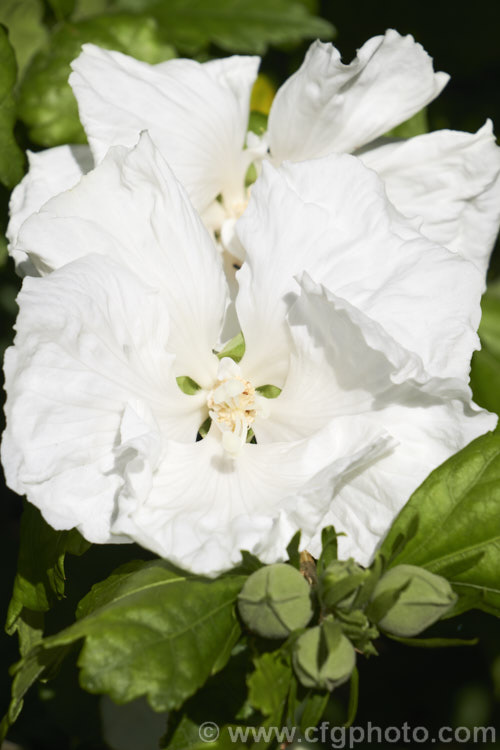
xmin=237 ymin=555 xmax=457 ymax=692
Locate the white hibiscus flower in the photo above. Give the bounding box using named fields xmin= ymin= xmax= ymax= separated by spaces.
xmin=2 ymin=133 xmax=495 ymax=575
xmin=7 ymin=30 xmax=500 ymax=277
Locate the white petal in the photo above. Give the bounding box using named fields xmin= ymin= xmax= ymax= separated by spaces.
xmin=2 ymin=255 xmax=206 ymax=542
xmin=236 ymin=154 xmax=484 ymax=384
xmin=16 ymin=133 xmax=227 ymax=387
xmin=267 ymin=31 xmax=448 ymax=162
xmin=281 ymin=276 xmax=496 ymax=564
xmin=253 ymin=273 xmax=427 ymax=444
xmin=70 ymin=45 xmax=259 ymax=212
xmin=359 ymin=121 xmax=500 ymax=275
xmin=111 ymin=421 xmax=392 ymax=576
xmin=311 ymin=395 xmax=496 ymax=566
xmin=7 ymin=145 xmax=93 ymax=273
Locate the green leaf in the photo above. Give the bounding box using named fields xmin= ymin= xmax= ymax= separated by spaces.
xmin=0 ymin=25 xmax=24 ymax=188
xmin=471 ymin=281 xmax=500 ymax=415
xmin=162 ymin=644 xmax=252 ymax=750
xmin=286 ymin=530 xmax=301 ymax=570
xmin=385 ymin=107 xmax=428 ymax=139
xmin=6 ymin=503 xmax=90 ymax=651
xmin=316 ymin=526 xmax=339 ymax=576
xmin=216 ymin=331 xmax=245 ymax=363
xmin=379 ymin=428 xmax=500 ymax=617
xmin=1 ymin=641 xmax=72 ymax=743
xmin=247 ymin=651 xmax=292 ymax=718
xmin=0 ymin=0 xmax=48 ymax=77
xmin=299 ymin=691 xmax=329 ymax=733
xmin=114 ymin=0 xmax=335 ymax=55
xmin=385 ymin=635 xmax=479 ymax=648
xmin=3 ymin=561 xmax=245 ymax=741
xmin=238 ymin=550 xmax=265 ymax=574
xmin=176 ymin=375 xmax=201 ymax=395
xmin=46 ymin=0 xmax=76 ymax=20
xmin=18 ymin=14 xmax=176 ymax=147
xmin=72 ymin=0 xmax=114 ymax=20
xmin=343 ymin=666 xmax=359 ymax=727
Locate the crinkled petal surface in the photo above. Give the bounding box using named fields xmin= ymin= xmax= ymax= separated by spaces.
xmin=3 ymin=256 xmax=396 ymax=575
xmin=15 ymin=133 xmax=227 ymax=388
xmin=287 ymin=278 xmax=497 ymax=564
xmin=359 ymin=121 xmax=500 ymax=274
xmin=70 ymin=45 xmax=259 ymax=212
xmin=2 ymin=256 xmax=206 ymax=543
xmin=267 ymin=30 xmax=448 ymax=162
xmin=4 ymin=140 xmax=496 ymax=575
xmin=111 ymin=421 xmax=392 ymax=575
xmin=7 ymin=144 xmax=93 ymax=272
xmin=236 ymin=154 xmax=484 ymax=385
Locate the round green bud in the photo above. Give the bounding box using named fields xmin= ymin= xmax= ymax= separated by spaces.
xmin=238 ymin=563 xmax=313 ymax=639
xmin=372 ymin=564 xmax=457 ymax=637
xmin=292 ymin=620 xmax=355 ymax=691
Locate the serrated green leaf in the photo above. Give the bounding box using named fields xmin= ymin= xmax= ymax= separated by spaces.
xmin=114 ymin=0 xmax=335 ymax=55
xmin=18 ymin=14 xmax=176 ymax=147
xmin=0 ymin=0 xmax=48 ymax=77
xmin=385 ymin=107 xmax=428 ymax=139
xmin=247 ymin=651 xmax=292 ymax=718
xmin=216 ymin=331 xmax=245 ymax=363
xmin=471 ymin=281 xmax=500 ymax=415
xmin=0 ymin=26 xmax=24 ymax=188
xmin=379 ymin=428 xmax=500 ymax=617
xmin=6 ymin=503 xmax=90 ymax=652
xmin=3 ymin=561 xmax=245 ymax=740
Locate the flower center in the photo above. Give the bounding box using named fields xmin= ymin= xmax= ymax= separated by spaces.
xmin=207 ymin=358 xmax=269 ymax=456
xmin=226 ymin=196 xmax=249 ymax=221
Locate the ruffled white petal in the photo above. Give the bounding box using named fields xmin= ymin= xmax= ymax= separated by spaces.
xmin=7 ymin=145 xmax=93 ymax=273
xmin=359 ymin=121 xmax=500 ymax=275
xmin=15 ymin=133 xmax=227 ymax=388
xmin=311 ymin=392 xmax=496 ymax=566
xmin=267 ymin=30 xmax=448 ymax=162
xmin=236 ymin=154 xmax=484 ymax=385
xmin=253 ymin=273 xmax=425 ymax=444
xmin=70 ymin=45 xmax=259 ymax=212
xmin=2 ymin=255 xmax=207 ymax=543
xmin=285 ymin=278 xmax=497 ymax=564
xmin=111 ymin=420 xmax=392 ymax=575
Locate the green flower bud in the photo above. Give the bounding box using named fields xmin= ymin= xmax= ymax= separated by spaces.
xmin=318 ymin=558 xmax=368 ymax=610
xmin=371 ymin=564 xmax=457 ymax=637
xmin=292 ymin=618 xmax=355 ymax=691
xmin=238 ymin=563 xmax=313 ymax=639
